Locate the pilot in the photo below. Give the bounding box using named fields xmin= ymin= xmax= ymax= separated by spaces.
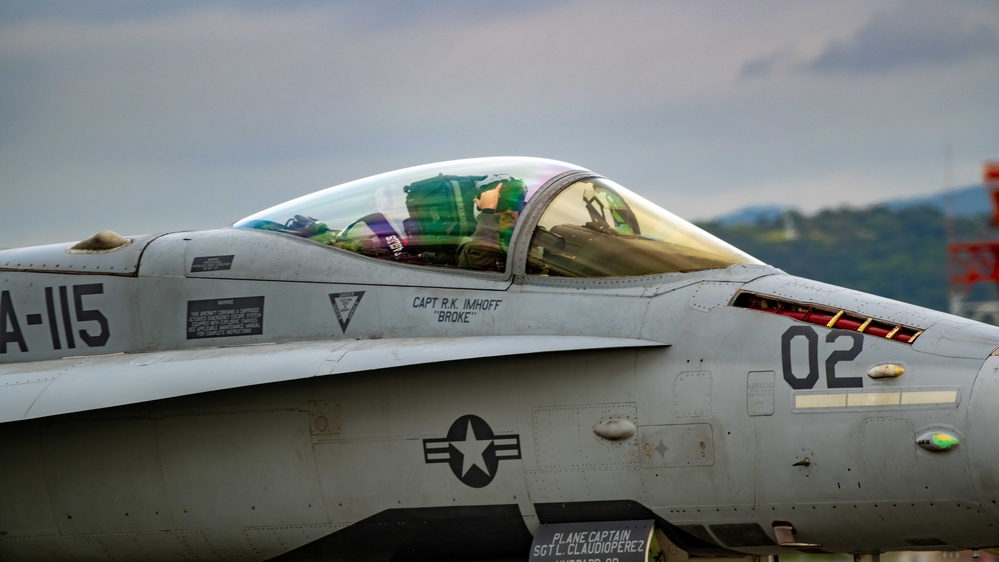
xmin=332 ymin=212 xmax=408 ymax=260
xmin=458 ymin=175 xmax=527 ymax=272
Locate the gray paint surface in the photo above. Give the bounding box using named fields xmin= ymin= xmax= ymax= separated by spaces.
xmin=2 ymin=158 xmax=999 ymax=561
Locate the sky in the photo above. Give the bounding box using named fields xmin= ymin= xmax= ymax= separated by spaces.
xmin=1 ymin=0 xmax=998 ymax=248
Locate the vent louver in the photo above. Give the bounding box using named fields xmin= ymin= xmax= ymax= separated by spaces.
xmin=731 ymin=292 xmax=923 ymax=344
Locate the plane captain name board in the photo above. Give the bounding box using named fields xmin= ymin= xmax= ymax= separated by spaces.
xmin=529 ymin=520 xmax=653 ymax=562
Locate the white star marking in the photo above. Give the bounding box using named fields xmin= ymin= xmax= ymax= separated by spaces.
xmin=450 ymin=419 xmax=493 ymax=477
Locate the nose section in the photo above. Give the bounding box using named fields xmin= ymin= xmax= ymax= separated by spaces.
xmin=969 ymin=351 xmax=999 ymax=526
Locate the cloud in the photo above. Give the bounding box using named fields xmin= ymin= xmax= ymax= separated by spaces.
xmin=740 ymin=2 xmax=999 ymax=78
xmin=1 ymin=2 xmax=997 ymax=249
xmin=739 ymin=48 xmax=795 ymax=79
xmin=809 ymin=3 xmax=999 ymax=74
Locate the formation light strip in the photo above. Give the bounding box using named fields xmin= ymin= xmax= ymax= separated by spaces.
xmin=794 ymin=389 xmax=959 ymax=410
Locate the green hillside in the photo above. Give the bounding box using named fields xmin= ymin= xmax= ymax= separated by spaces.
xmin=697 ymin=205 xmax=997 ymax=313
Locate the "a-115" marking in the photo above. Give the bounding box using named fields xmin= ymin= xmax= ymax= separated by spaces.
xmin=1 ymin=283 xmax=110 ymax=354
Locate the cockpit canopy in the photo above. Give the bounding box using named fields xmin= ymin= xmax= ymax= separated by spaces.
xmin=233 ymin=157 xmax=761 ymax=276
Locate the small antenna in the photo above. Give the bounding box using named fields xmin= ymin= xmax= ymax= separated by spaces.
xmin=944 ymin=138 xmax=954 ymax=244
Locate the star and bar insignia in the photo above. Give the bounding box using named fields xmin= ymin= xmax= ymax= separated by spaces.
xmin=423 ymin=414 xmax=522 ymax=488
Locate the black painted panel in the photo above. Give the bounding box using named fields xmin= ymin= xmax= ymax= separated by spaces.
xmin=272 ymin=504 xmax=532 ymax=562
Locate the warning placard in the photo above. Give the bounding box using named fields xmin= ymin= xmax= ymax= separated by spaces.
xmin=190 ymin=255 xmax=235 ymax=272
xmin=187 ymin=296 xmax=264 ymax=339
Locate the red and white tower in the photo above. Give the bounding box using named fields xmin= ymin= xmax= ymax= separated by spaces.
xmin=948 ymin=160 xmax=999 ymax=322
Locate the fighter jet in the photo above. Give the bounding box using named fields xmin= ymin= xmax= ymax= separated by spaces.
xmin=1 ymin=157 xmax=997 ymax=561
